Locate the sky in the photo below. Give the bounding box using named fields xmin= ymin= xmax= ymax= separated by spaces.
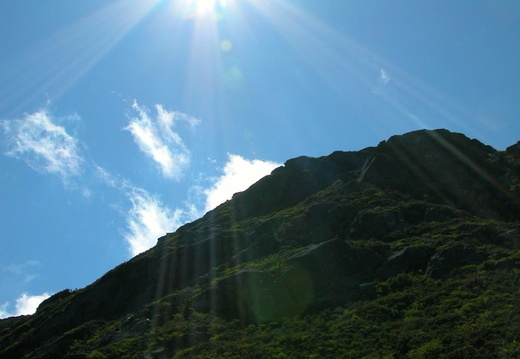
xmin=1 ymin=0 xmax=519 ymax=318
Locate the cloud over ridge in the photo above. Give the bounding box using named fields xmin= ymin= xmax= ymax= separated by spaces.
xmin=0 ymin=292 xmax=52 ymax=319
xmin=123 ymin=187 xmax=186 ymax=256
xmin=204 ymin=154 xmax=281 ymax=212
xmin=123 ymin=154 xmax=281 ymax=256
xmin=93 ymin=164 xmax=191 ymax=257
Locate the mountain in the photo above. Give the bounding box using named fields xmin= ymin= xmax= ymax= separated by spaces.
xmin=1 ymin=129 xmax=520 ymax=358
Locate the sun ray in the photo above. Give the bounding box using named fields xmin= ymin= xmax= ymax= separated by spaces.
xmin=246 ymin=0 xmax=484 ymax=138
xmin=0 ymin=0 xmax=162 ymax=117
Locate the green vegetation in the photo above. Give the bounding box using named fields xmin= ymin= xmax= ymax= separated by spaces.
xmin=61 ymin=267 xmax=520 ymax=359
xmin=2 ymin=190 xmax=519 ymax=358
xmin=2 ymin=187 xmax=519 ymax=358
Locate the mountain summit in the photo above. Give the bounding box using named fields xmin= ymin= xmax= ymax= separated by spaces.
xmin=2 ymin=129 xmax=520 ymax=358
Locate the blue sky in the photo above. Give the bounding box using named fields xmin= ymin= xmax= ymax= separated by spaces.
xmin=1 ymin=0 xmax=519 ymax=317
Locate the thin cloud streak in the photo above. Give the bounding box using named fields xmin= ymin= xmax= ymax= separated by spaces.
xmin=156 ymin=104 xmax=200 ymax=145
xmin=1 ymin=109 xmax=83 ymax=183
xmin=6 ymin=260 xmax=42 ymax=284
xmin=125 ymin=101 xmax=199 ymax=179
xmin=380 ymin=69 xmax=390 ymax=84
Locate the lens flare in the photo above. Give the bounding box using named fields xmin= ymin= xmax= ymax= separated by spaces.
xmin=220 ymin=39 xmax=233 ymax=52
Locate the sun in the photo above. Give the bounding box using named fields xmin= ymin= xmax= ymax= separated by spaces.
xmin=163 ymin=0 xmax=236 ymax=21
xmin=182 ymin=0 xmax=224 ymax=19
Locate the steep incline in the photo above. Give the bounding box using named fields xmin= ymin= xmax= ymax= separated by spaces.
xmin=1 ymin=129 xmax=520 ymax=358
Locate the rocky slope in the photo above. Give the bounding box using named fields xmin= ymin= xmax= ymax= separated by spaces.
xmin=1 ymin=129 xmax=520 ymax=358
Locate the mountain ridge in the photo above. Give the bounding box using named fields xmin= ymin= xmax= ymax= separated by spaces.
xmin=1 ymin=128 xmax=520 ymax=358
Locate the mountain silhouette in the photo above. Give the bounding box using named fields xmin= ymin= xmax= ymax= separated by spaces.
xmin=1 ymin=129 xmax=519 ymax=358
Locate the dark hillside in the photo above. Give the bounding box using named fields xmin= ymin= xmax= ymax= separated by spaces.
xmin=1 ymin=129 xmax=520 ymax=358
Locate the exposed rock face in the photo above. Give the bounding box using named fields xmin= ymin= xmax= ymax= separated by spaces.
xmin=1 ymin=129 xmax=519 ymax=358
xmin=364 ymin=130 xmax=519 ymax=219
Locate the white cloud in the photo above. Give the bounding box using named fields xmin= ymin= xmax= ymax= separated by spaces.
xmin=380 ymin=68 xmax=390 ymax=84
xmin=156 ymin=104 xmax=200 ymax=144
xmin=15 ymin=293 xmax=51 ymax=316
xmin=2 ymin=109 xmax=83 ymax=183
xmin=0 ymin=292 xmax=52 ymax=319
xmin=94 ymin=164 xmax=121 ymax=189
xmin=125 ymin=101 xmax=199 ymax=179
xmin=124 ymin=187 xmax=188 ymax=256
xmin=92 ymin=164 xmax=197 ymax=256
xmin=204 ymin=154 xmax=280 ymax=212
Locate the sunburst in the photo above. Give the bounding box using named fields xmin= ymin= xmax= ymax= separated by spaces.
xmin=180 ymin=0 xmax=227 ymax=19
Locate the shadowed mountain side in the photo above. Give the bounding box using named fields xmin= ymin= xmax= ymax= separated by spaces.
xmin=1 ymin=129 xmax=520 ymax=359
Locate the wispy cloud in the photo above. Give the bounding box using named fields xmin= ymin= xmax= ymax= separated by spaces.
xmin=156 ymin=104 xmax=200 ymax=143
xmin=124 ymin=187 xmax=188 ymax=256
xmin=6 ymin=260 xmax=42 ymax=284
xmin=379 ymin=68 xmax=390 ymax=85
xmin=0 ymin=292 xmax=52 ymax=319
xmin=204 ymin=154 xmax=280 ymax=212
xmin=125 ymin=101 xmax=199 ymax=179
xmin=95 ymin=163 xmax=192 ymax=255
xmin=1 ymin=109 xmax=83 ymax=183
xmin=94 ymin=164 xmax=198 ymax=256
